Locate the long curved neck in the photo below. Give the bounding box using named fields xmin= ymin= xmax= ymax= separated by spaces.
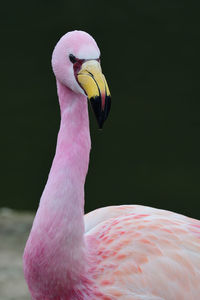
xmin=45 ymin=80 xmax=91 ymax=209
xmin=24 ymin=81 xmax=91 ymax=299
xmin=39 ymin=80 xmax=91 ymax=240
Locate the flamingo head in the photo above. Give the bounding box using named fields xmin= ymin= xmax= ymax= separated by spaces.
xmin=52 ymin=30 xmax=111 ymax=128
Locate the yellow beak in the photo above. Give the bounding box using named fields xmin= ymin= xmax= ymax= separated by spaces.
xmin=77 ymin=60 xmax=111 ymax=128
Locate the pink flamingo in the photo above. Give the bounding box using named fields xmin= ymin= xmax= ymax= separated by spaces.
xmin=23 ymin=30 xmax=200 ymax=300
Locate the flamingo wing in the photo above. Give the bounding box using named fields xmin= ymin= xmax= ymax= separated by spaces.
xmin=84 ymin=205 xmax=200 ymax=299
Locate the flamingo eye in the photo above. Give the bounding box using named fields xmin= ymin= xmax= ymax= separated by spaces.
xmin=69 ymin=54 xmax=77 ymax=63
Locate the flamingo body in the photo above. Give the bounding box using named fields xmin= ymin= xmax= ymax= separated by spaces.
xmin=23 ymin=30 xmax=200 ymax=300
xmin=85 ymin=205 xmax=200 ymax=299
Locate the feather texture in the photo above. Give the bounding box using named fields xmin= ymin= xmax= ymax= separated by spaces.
xmin=85 ymin=205 xmax=200 ymax=299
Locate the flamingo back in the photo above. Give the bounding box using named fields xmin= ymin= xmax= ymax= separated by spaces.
xmin=84 ymin=205 xmax=200 ymax=299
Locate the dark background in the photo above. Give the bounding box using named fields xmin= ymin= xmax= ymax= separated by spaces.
xmin=1 ymin=0 xmax=200 ymax=219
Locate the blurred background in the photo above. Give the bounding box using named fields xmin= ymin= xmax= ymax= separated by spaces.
xmin=1 ymin=0 xmax=200 ymax=218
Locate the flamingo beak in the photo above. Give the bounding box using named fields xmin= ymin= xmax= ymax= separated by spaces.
xmin=77 ymin=60 xmax=111 ymax=129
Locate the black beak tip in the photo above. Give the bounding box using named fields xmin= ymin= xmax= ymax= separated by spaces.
xmin=97 ymin=117 xmax=104 ymax=129
xmin=90 ymin=95 xmax=111 ymax=129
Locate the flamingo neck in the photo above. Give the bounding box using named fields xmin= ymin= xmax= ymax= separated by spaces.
xmin=23 ymin=81 xmax=92 ymax=299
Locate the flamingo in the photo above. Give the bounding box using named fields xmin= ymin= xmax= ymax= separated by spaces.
xmin=23 ymin=30 xmax=200 ymax=300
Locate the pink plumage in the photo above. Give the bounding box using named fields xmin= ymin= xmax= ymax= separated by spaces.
xmin=23 ymin=30 xmax=200 ymax=300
